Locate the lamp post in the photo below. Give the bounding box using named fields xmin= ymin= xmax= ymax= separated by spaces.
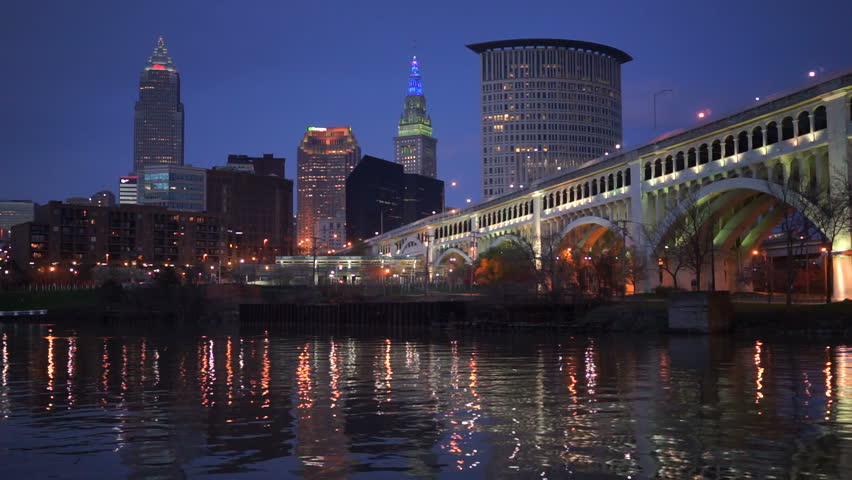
xmin=424 ymin=233 xmax=433 ymax=296
xmin=653 ymin=89 xmax=673 ymax=132
xmin=754 ymin=250 xmax=772 ymax=304
xmin=821 ymin=246 xmax=829 ymax=302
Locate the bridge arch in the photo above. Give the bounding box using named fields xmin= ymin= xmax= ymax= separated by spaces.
xmin=397 ymin=236 xmax=426 ymax=256
xmin=656 ymin=177 xmax=818 ymax=248
xmin=483 ymin=233 xmax=533 ymax=255
xmin=555 ymin=216 xmax=624 ymax=251
xmin=435 ymin=247 xmax=473 ymax=266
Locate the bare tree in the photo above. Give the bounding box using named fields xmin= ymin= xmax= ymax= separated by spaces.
xmin=800 ymin=174 xmax=852 ymax=303
xmin=648 ymin=193 xmax=717 ymax=291
xmin=770 ymin=176 xmax=816 ymax=306
xmin=645 ymin=218 xmax=692 ymax=290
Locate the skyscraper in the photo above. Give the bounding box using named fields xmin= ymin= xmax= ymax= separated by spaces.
xmin=467 ymin=39 xmax=631 ymax=199
xmin=297 ymin=127 xmax=360 ymax=253
xmin=394 ymin=57 xmax=437 ymax=178
xmin=345 ymin=155 xmax=444 ymax=244
xmin=133 ymin=37 xmax=185 ymax=174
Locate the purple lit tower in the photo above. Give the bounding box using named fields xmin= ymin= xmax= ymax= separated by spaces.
xmin=393 ymin=56 xmax=437 ymax=179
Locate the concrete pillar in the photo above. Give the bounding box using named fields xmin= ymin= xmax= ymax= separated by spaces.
xmin=532 ymin=193 xmax=542 ymax=263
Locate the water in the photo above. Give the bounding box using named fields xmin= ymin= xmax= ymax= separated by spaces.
xmin=1 ymin=324 xmax=850 ymax=479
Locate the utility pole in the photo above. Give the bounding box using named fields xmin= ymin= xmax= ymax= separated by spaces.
xmin=653 ymin=89 xmax=673 ymax=132
xmin=309 ymin=235 xmax=319 ymax=287
xmin=424 ymin=232 xmax=432 ymax=296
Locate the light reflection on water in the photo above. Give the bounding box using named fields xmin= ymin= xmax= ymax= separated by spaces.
xmin=1 ymin=325 xmax=852 ymax=479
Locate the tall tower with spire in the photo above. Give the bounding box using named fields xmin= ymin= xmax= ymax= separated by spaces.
xmin=132 ymin=37 xmax=184 ymax=174
xmin=394 ymin=56 xmax=437 ymax=178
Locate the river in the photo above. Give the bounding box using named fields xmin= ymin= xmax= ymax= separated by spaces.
xmin=0 ymin=323 xmax=849 ymax=479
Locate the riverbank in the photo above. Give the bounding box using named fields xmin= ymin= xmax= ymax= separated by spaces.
xmin=3 ymin=286 xmax=852 ymax=336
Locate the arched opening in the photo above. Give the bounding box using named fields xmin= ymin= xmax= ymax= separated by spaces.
xmin=797 ymin=111 xmax=811 ymax=136
xmin=625 ymin=168 xmax=631 ymax=186
xmin=675 ymin=152 xmax=685 ymax=171
xmin=583 ymin=182 xmax=590 ymax=197
xmin=616 ymin=171 xmax=623 ymax=188
xmin=781 ymin=116 xmax=795 ymax=140
xmin=724 ymin=135 xmax=735 ymax=157
xmin=687 ymin=148 xmax=697 ymax=168
xmin=751 ymin=126 xmax=764 ymax=148
xmin=814 ymin=106 xmax=827 ymax=131
xmin=737 ymin=131 xmax=749 ymax=152
xmin=653 ymin=178 xmax=826 ymax=296
xmin=699 ymin=144 xmax=709 ymax=164
xmin=591 ymin=179 xmax=598 ymax=196
xmin=607 ymin=174 xmax=614 ymax=191
xmin=644 ymin=162 xmax=652 ymax=180
xmin=766 ymin=122 xmax=778 ymax=145
xmin=552 ymin=217 xmax=630 ymax=296
xmin=665 ymin=155 xmax=673 ymax=174
xmin=654 ymin=159 xmax=662 ymax=177
xmin=569 ymin=187 xmax=575 ymax=202
xmin=711 ymin=140 xmax=722 ymax=160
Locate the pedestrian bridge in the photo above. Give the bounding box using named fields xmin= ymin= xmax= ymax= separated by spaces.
xmin=365 ymin=71 xmax=852 ymax=298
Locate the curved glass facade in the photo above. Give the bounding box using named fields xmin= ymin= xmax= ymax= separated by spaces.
xmin=468 ymin=40 xmax=630 ymax=199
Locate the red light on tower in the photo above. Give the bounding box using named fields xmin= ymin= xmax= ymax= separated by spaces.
xmin=152 ymin=64 xmax=165 ymax=70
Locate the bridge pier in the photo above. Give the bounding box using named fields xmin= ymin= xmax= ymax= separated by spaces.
xmin=833 ymin=254 xmax=852 ymax=301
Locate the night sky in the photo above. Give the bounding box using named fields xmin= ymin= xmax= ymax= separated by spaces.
xmin=3 ymin=0 xmax=851 ymax=209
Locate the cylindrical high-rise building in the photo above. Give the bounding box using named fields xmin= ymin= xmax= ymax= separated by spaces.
xmin=467 ymin=39 xmax=631 ymax=199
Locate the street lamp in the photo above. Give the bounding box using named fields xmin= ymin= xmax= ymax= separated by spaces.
xmin=653 ymin=89 xmax=672 ymax=132
xmin=821 ymin=246 xmax=829 ymax=301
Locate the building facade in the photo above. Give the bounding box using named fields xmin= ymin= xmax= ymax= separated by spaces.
xmin=224 ymin=153 xmax=286 ymax=176
xmin=393 ymin=56 xmax=438 ymax=178
xmin=119 ymin=176 xmax=139 ymax=205
xmin=207 ymin=161 xmax=294 ymax=261
xmin=0 ymin=200 xmax=35 ymax=241
xmin=11 ymin=202 xmax=222 ymax=269
xmin=346 ymin=155 xmax=444 ymax=244
xmin=139 ymin=164 xmax=206 ymax=211
xmin=403 ymin=173 xmax=444 ymax=223
xmin=133 ymin=37 xmax=185 ymax=174
xmin=296 ymin=127 xmax=360 ymax=253
xmin=346 ymin=156 xmax=405 ymax=243
xmin=66 ymin=191 xmax=116 ymax=208
xmin=467 ymin=39 xmax=631 ymax=199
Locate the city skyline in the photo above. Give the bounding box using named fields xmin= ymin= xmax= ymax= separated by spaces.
xmin=3 ymin=1 xmax=851 ymax=209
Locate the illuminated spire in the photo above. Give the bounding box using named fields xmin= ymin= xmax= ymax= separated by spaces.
xmin=144 ymin=36 xmax=177 ymax=72
xmin=406 ymin=56 xmax=423 ymax=96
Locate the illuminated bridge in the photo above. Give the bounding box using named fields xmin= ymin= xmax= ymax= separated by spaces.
xmin=365 ymin=71 xmax=852 ymax=298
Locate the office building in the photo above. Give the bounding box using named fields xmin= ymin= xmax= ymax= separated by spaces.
xmin=0 ymin=200 xmax=35 ymax=241
xmin=296 ymin=127 xmax=360 ymax=253
xmin=139 ymin=164 xmax=206 ymax=211
xmin=66 ymin=190 xmax=116 ymax=208
xmin=207 ymin=157 xmax=294 ymax=261
xmin=223 ymin=153 xmax=286 ymax=176
xmin=403 ymin=173 xmax=444 ymax=223
xmin=467 ymin=39 xmax=631 ymax=199
xmin=346 ymin=156 xmax=405 ymax=243
xmin=345 ymin=155 xmax=444 ymax=244
xmin=133 ymin=37 xmax=184 ymax=173
xmin=11 ymin=202 xmax=222 ymax=268
xmin=119 ymin=176 xmax=139 ymax=205
xmin=394 ymin=56 xmax=438 ymax=178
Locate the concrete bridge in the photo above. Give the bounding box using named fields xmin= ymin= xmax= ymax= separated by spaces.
xmin=366 ymin=71 xmax=852 ymax=298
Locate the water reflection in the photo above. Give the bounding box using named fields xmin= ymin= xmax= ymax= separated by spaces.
xmin=3 ymin=326 xmax=852 ymax=478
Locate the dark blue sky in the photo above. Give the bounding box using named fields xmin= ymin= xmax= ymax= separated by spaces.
xmin=3 ymin=0 xmax=851 ymax=208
